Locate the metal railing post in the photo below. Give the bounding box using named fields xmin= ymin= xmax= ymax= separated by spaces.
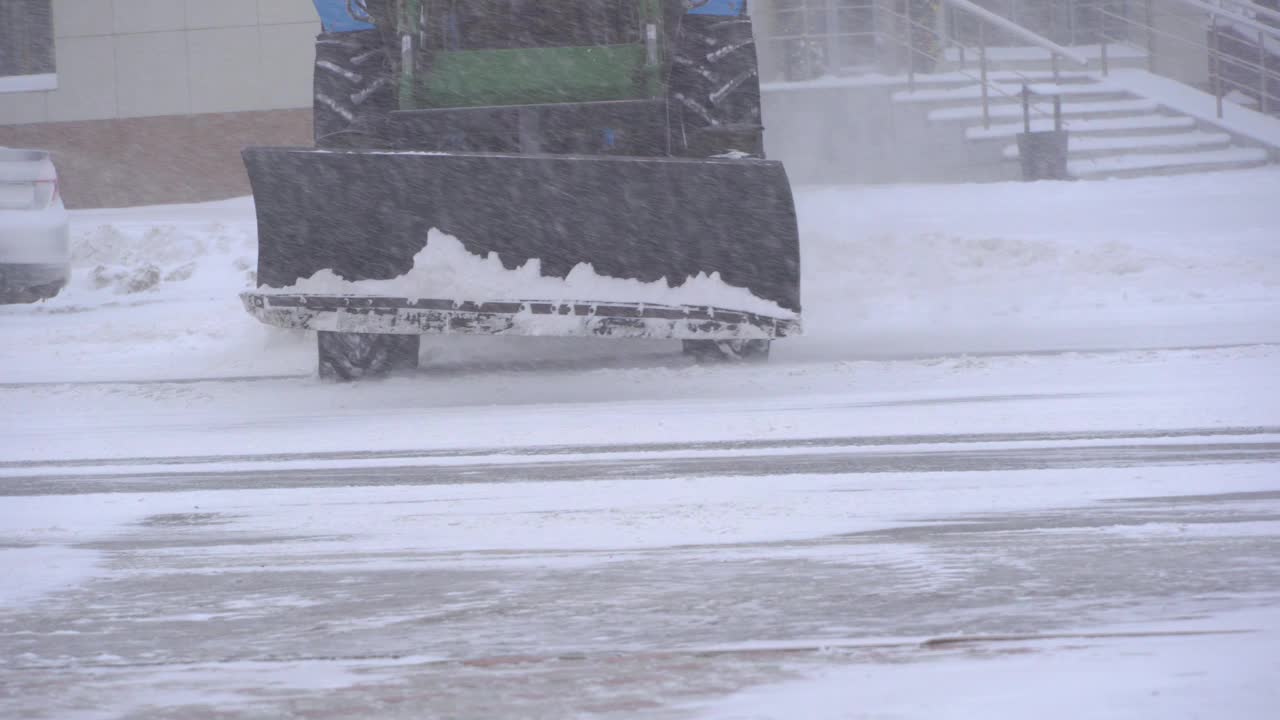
xmin=907 ymin=0 xmax=916 ymax=91
xmin=956 ymin=5 xmax=968 ymax=70
xmin=1022 ymin=83 xmax=1032 ymax=133
xmin=1211 ymin=14 xmax=1224 ymax=118
xmin=1069 ymin=0 xmax=1078 ymax=47
xmin=941 ymin=0 xmax=953 ymax=70
xmin=1099 ymin=2 xmax=1111 ymax=76
xmin=825 ymin=0 xmax=841 ymax=73
xmin=1262 ymin=29 xmax=1271 ymax=115
xmin=1145 ymin=0 xmax=1156 ymax=73
xmin=980 ymin=21 xmax=990 ymax=129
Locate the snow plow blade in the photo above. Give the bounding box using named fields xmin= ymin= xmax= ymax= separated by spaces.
xmin=242 ymin=147 xmax=801 ymax=315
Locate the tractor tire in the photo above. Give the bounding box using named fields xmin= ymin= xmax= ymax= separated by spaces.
xmin=682 ymin=339 xmax=771 ymax=364
xmin=313 ymin=30 xmax=394 ymax=147
xmin=3 ymin=279 xmax=65 ymax=304
xmin=669 ymin=14 xmax=764 ymax=157
xmin=317 ymin=331 xmax=420 ymax=381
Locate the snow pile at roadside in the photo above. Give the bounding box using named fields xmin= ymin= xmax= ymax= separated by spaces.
xmin=0 ymin=197 xmax=311 ymax=383
xmin=788 ymin=168 xmax=1280 ymax=358
xmin=72 ymin=222 xmax=255 ymax=298
xmin=1 ymin=169 xmax=1277 ymax=382
xmin=59 ymin=197 xmax=257 ymax=302
xmin=273 ymin=229 xmax=796 ymax=318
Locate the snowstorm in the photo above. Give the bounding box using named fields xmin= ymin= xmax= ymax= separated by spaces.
xmin=1 ymin=1 xmax=1279 ymax=718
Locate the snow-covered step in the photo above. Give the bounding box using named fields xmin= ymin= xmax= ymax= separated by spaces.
xmin=894 ymin=82 xmax=1123 ymax=105
xmin=762 ymin=70 xmax=1094 ymax=95
xmin=968 ymin=114 xmax=1198 ymax=140
xmin=944 ymin=43 xmax=1148 ymax=64
xmin=931 ymin=98 xmax=1159 ymax=122
xmin=896 ymin=70 xmax=1098 ymax=89
xmin=942 ymin=44 xmax=1149 ymax=74
xmin=1002 ymin=131 xmax=1233 ymax=160
xmin=1069 ymin=147 xmax=1271 ymax=178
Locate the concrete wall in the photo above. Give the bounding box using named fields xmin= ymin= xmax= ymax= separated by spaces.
xmin=761 ymin=82 xmax=1015 ymax=185
xmin=1150 ymin=0 xmax=1212 ymax=89
xmin=752 ymin=0 xmax=1214 ymax=84
xmin=0 ymin=0 xmax=320 ymax=126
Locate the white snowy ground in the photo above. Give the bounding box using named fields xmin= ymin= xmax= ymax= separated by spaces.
xmin=1 ymin=167 xmax=1277 ymax=385
xmin=694 ymin=608 xmax=1280 ymax=720
xmin=2 ymin=169 xmax=1280 ymax=718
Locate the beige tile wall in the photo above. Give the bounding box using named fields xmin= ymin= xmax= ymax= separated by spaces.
xmin=0 ymin=0 xmax=321 ymax=125
xmin=52 ymin=0 xmax=114 ymax=39
xmin=44 ymin=35 xmax=117 ymax=122
xmin=187 ymin=0 xmax=260 ymax=30
xmin=114 ymin=31 xmax=191 ymax=118
xmin=188 ymin=26 xmax=265 ymax=114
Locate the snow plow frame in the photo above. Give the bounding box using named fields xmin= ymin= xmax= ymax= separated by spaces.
xmin=244 ymin=1 xmax=800 ymax=378
xmin=241 ymin=292 xmax=800 ymax=341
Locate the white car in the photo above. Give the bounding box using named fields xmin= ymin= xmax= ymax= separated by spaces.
xmin=0 ymin=148 xmax=70 ymax=303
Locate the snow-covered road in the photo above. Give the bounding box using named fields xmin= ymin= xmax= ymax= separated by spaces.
xmin=2 ymin=171 xmax=1279 ymax=717
xmin=3 ymin=424 xmax=1278 ymax=718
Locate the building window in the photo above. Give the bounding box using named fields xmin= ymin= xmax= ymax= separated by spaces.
xmin=0 ymin=0 xmax=57 ymax=92
xmin=773 ymin=0 xmax=879 ymax=80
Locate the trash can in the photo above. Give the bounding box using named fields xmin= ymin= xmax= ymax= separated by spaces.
xmin=1015 ymin=86 xmax=1072 ymax=181
xmin=1016 ymin=130 xmax=1070 ymax=181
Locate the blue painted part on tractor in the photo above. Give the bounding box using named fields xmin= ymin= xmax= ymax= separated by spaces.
xmin=687 ymin=0 xmax=747 ymax=16
xmin=312 ymin=0 xmax=375 ymax=32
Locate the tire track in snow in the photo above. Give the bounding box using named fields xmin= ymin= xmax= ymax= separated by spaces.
xmin=3 ymin=424 xmax=1275 ymax=472
xmin=4 ymin=437 xmax=1278 ymax=497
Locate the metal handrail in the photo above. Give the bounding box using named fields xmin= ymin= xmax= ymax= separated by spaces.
xmin=878 ymin=1 xmax=1084 ymax=131
xmin=1091 ymin=0 xmax=1279 ymax=117
xmin=944 ymin=0 xmax=1091 ymax=67
xmin=1182 ymin=0 xmax=1280 ymax=37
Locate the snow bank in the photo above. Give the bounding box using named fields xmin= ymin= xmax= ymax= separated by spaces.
xmin=1 ymin=168 xmax=1278 ymax=382
xmin=272 ymin=229 xmax=795 ymax=318
xmin=64 ymin=199 xmax=257 ymax=300
xmin=784 ymin=168 xmax=1280 ymax=360
xmin=0 ymin=198 xmax=313 ymax=383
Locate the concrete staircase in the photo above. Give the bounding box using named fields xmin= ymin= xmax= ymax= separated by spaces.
xmin=892 ymin=69 xmax=1272 ymax=179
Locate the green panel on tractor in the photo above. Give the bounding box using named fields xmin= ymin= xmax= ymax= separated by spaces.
xmin=414 ymin=45 xmax=657 ymax=109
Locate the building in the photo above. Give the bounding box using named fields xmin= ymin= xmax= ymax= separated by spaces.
xmin=0 ymin=0 xmax=321 ymax=207
xmin=2 ymin=1 xmax=1273 ymax=206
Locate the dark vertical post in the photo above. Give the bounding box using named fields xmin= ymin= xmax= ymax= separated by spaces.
xmin=1145 ymin=0 xmax=1156 ymax=73
xmin=1262 ymin=30 xmax=1271 ymax=115
xmin=980 ymin=21 xmax=990 ymax=130
xmin=907 ymin=0 xmax=916 ymax=91
xmin=1023 ymin=84 xmax=1033 ymax=134
xmin=1211 ymin=14 xmax=1224 ymax=119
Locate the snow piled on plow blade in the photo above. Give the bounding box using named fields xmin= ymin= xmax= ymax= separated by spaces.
xmin=265 ymin=229 xmax=796 ymax=319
